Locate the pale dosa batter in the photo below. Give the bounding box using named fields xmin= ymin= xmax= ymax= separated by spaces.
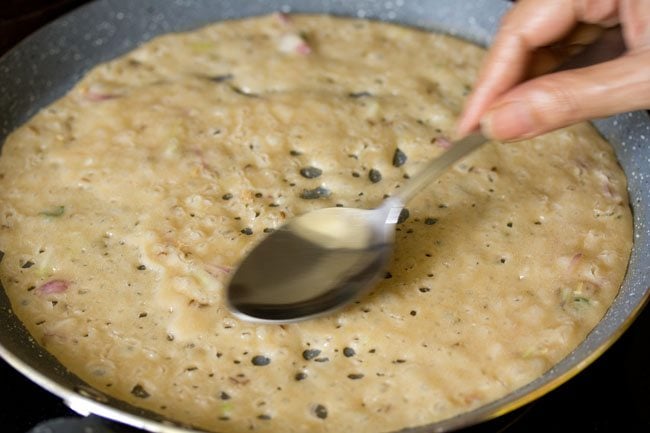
xmin=0 ymin=13 xmax=633 ymax=433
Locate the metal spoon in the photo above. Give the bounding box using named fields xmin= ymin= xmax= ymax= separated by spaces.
xmin=226 ymin=133 xmax=487 ymax=323
xmin=226 ymin=25 xmax=626 ymax=323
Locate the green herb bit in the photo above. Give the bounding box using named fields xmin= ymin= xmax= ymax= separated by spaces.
xmin=220 ymin=402 xmax=234 ymax=415
xmin=572 ymin=295 xmax=591 ymax=307
xmin=40 ymin=205 xmax=65 ymax=217
xmin=560 ymin=286 xmax=592 ymax=311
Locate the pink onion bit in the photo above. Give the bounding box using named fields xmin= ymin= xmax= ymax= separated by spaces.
xmin=278 ymin=33 xmax=312 ymax=55
xmin=37 ymin=279 xmax=70 ymax=295
xmin=274 ymin=12 xmax=292 ymax=26
xmin=206 ymin=263 xmax=232 ymax=277
xmin=602 ymin=180 xmax=622 ymax=203
xmin=85 ymin=91 xmax=120 ymax=101
xmin=568 ymin=253 xmax=583 ymax=272
xmin=435 ymin=137 xmax=452 ymax=149
xmin=295 ymin=41 xmax=312 ymax=55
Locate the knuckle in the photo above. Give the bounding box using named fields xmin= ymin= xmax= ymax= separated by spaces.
xmin=526 ymin=78 xmax=583 ymax=124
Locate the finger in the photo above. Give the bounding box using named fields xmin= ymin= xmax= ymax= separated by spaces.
xmin=456 ymin=0 xmax=578 ymax=137
xmin=480 ymin=49 xmax=650 ymax=141
xmin=619 ymin=0 xmax=650 ymax=49
xmin=456 ymin=0 xmax=620 ymax=137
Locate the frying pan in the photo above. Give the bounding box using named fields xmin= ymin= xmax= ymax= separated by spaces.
xmin=1 ymin=0 xmax=649 ymax=432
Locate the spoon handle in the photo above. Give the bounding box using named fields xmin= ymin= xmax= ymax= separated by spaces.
xmin=391 ymin=132 xmax=487 ymax=205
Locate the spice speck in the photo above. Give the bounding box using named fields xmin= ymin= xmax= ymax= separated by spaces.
xmin=130 ymin=384 xmax=150 ymax=399
xmin=300 ymin=186 xmax=331 ymax=199
xmin=348 ymin=91 xmax=372 ymax=98
xmin=313 ymin=404 xmax=328 ymax=419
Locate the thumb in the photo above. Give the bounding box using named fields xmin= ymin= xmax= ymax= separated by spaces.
xmin=480 ymin=49 xmax=650 ymax=141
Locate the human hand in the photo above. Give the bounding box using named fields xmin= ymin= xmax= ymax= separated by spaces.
xmin=456 ymin=0 xmax=650 ymax=141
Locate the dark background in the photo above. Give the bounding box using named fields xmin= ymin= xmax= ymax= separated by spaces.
xmin=1 ymin=1 xmax=649 ymax=433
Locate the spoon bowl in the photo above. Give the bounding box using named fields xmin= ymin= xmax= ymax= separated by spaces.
xmin=226 ymin=204 xmax=398 ymax=323
xmin=226 ymin=133 xmax=487 ymax=323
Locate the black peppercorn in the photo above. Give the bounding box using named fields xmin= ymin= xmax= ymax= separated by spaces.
xmin=302 ymin=349 xmax=321 ymax=360
xmin=392 ymin=148 xmax=407 ymax=167
xmin=369 ymin=169 xmax=382 ymax=183
xmin=251 ymin=355 xmax=271 ymax=366
xmin=397 ymin=208 xmax=410 ymax=223
xmin=300 ymin=166 xmax=323 ymax=179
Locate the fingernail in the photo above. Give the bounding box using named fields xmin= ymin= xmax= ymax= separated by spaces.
xmin=481 ymin=101 xmax=536 ymax=141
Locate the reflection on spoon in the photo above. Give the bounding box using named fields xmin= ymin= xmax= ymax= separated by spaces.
xmin=226 ymin=133 xmax=487 ymax=323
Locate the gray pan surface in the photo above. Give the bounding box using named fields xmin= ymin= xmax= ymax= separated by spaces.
xmin=0 ymin=1 xmax=649 ymax=432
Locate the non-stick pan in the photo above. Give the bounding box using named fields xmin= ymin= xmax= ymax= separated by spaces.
xmin=1 ymin=1 xmax=649 ymax=432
